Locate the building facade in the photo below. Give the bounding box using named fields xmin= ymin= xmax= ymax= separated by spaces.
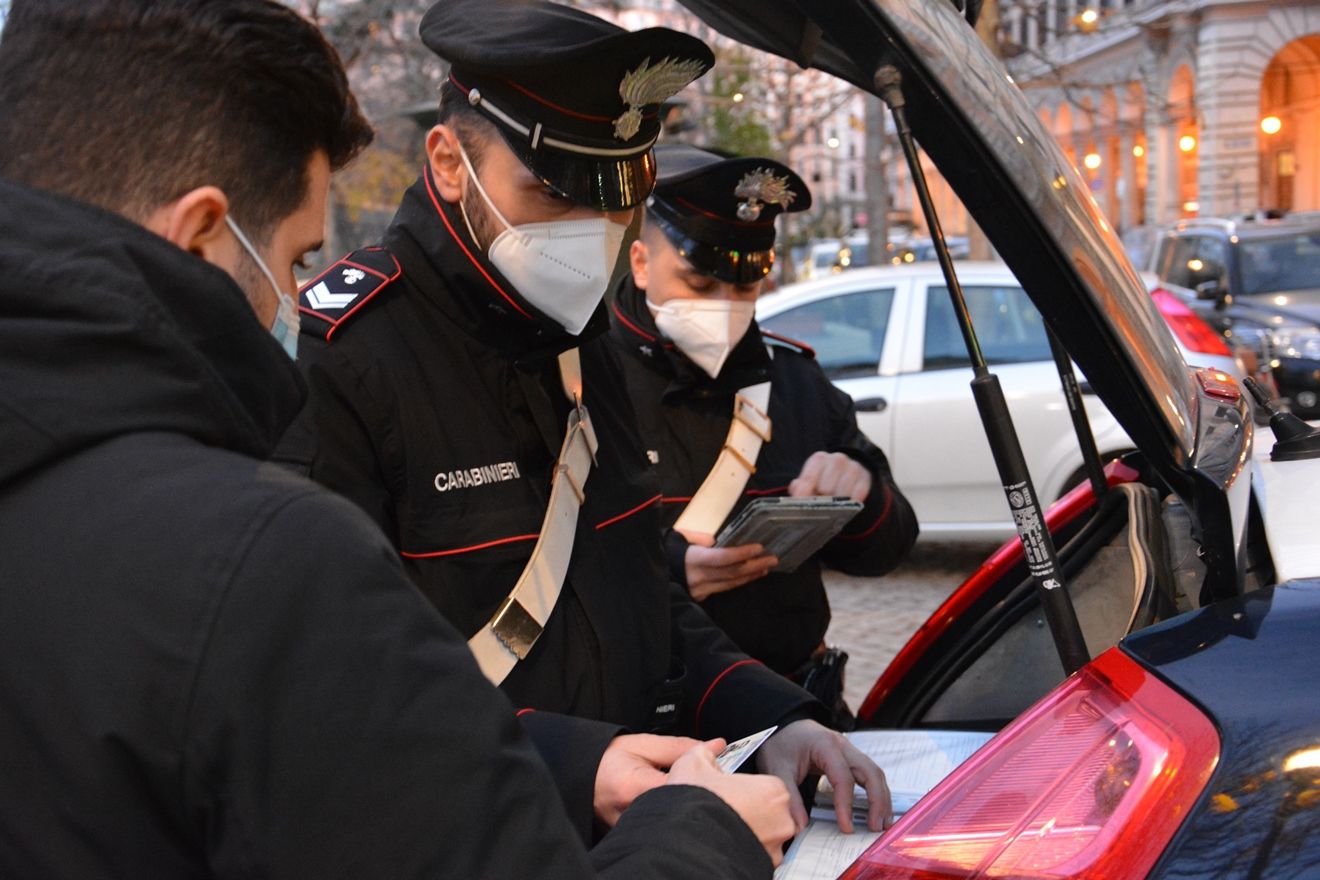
xmin=1000 ymin=0 xmax=1320 ymax=229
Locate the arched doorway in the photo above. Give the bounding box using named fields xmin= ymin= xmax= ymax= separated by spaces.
xmin=1260 ymin=34 xmax=1320 ymax=213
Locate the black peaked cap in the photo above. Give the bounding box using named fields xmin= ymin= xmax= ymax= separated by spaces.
xmin=647 ymin=145 xmax=811 ymax=284
xmin=421 ymin=0 xmax=714 ymax=210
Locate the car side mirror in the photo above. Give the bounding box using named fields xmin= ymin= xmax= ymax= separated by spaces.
xmin=1195 ymin=279 xmax=1230 ymax=308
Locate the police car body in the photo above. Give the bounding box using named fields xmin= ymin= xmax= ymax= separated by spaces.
xmin=675 ymin=0 xmax=1320 ymax=875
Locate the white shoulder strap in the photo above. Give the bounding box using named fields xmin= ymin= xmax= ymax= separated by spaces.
xmin=672 ymin=380 xmax=772 ymax=542
xmin=468 ymin=348 xmax=596 ymax=684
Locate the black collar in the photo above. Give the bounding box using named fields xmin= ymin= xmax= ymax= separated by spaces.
xmin=609 ymin=275 xmax=772 ymax=396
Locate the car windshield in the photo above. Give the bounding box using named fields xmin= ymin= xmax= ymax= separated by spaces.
xmin=1239 ymin=230 xmax=1320 ymax=295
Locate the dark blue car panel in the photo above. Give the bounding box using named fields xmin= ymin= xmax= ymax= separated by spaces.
xmin=1121 ymin=583 xmax=1320 ymax=878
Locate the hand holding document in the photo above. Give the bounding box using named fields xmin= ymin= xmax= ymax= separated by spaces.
xmin=774 ymin=729 xmax=995 ymax=880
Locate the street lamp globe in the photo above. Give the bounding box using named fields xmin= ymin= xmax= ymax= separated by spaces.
xmin=1178 ymin=134 xmax=1197 ymax=153
xmin=1260 ymin=115 xmax=1282 ymax=136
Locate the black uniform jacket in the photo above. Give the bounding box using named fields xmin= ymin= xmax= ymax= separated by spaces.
xmin=607 ymin=277 xmax=919 ymax=674
xmin=0 ymin=176 xmax=772 ymax=879
xmin=278 ymin=167 xmax=820 ymax=832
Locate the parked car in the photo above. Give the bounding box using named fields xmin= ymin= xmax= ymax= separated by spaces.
xmin=757 ymin=262 xmax=1242 ymax=542
xmin=678 ymin=0 xmax=1320 ymax=876
xmin=1147 ymin=216 xmax=1320 ymax=417
xmin=797 ymin=238 xmax=844 ymax=280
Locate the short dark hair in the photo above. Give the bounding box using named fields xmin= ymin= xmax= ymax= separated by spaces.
xmin=0 ymin=0 xmax=374 ymax=234
xmin=436 ymin=79 xmax=498 ymax=171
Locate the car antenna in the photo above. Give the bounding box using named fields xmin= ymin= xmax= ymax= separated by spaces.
xmin=874 ymin=64 xmax=1090 ymax=676
xmin=1243 ymin=377 xmax=1320 ymax=461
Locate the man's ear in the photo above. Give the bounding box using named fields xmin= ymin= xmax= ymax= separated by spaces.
xmin=142 ymin=186 xmax=233 ymax=264
xmin=427 ymin=124 xmax=465 ymax=204
xmin=629 ymin=238 xmax=650 ymax=290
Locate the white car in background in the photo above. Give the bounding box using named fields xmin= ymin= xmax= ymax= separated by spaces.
xmin=757 ymin=261 xmax=1243 ymax=542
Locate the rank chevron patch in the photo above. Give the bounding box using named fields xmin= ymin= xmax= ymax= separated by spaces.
xmin=298 ymin=246 xmax=402 ymax=342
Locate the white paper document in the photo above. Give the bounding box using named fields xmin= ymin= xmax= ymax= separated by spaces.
xmin=774 ymin=729 xmax=995 ymax=880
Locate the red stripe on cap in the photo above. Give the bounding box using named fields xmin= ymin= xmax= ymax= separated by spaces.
xmin=695 ymin=659 xmax=763 ymax=729
xmin=673 ymin=196 xmax=776 ymax=228
xmin=452 ymin=71 xmax=656 ymax=126
xmin=422 ymin=163 xmax=534 ymax=321
xmin=506 ymin=78 xmax=617 ymax=123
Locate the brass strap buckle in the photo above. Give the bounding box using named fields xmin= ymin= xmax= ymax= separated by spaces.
xmin=489 ymin=596 xmax=543 ymax=659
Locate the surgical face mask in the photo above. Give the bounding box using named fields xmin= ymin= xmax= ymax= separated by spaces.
xmin=457 ymin=144 xmax=627 ymax=336
xmin=225 ymin=214 xmax=299 ymax=360
xmin=648 ymin=297 xmax=756 ymax=379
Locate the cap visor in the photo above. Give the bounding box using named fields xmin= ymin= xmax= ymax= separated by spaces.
xmin=513 ymin=139 xmax=658 ymax=211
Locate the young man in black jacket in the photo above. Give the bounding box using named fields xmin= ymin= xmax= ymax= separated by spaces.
xmin=607 ymin=147 xmax=919 ymax=716
xmin=280 ymin=0 xmax=892 ymax=837
xmin=0 ymin=2 xmax=795 ymax=876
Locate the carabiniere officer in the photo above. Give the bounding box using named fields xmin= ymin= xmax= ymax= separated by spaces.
xmin=606 ymin=146 xmax=919 ymax=717
xmin=278 ymin=0 xmax=895 ymax=841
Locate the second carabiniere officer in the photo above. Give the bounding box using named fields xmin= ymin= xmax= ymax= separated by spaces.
xmin=606 ymin=146 xmax=920 ymax=722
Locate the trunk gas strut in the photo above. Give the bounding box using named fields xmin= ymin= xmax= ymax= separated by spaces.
xmin=875 ymin=65 xmax=1090 ymax=676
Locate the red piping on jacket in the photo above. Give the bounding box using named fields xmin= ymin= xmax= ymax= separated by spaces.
xmin=611 ymin=299 xmax=660 ymax=343
xmin=421 ymin=164 xmax=534 ymax=321
xmin=695 ymin=659 xmax=762 ymax=730
xmin=401 ymin=532 xmax=539 ymax=559
xmin=596 ymin=494 xmax=662 ymax=530
xmin=516 ymin=707 xmax=536 ymax=717
xmin=833 ymin=484 xmax=893 ymax=542
xmin=663 ymin=484 xmax=788 ymax=507
xmin=761 ymin=330 xmax=815 ymax=357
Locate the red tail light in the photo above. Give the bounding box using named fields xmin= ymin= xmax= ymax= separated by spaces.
xmin=841 ymin=649 xmax=1219 ymax=880
xmin=1151 ymin=288 xmax=1231 ymax=356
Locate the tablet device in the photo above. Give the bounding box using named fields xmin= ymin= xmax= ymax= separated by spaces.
xmin=715 ymin=496 xmax=864 ymax=574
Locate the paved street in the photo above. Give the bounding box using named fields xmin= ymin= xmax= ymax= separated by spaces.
xmin=823 ymin=542 xmax=1000 ymax=712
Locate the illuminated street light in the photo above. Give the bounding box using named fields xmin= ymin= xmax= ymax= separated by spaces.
xmin=1076 ymin=8 xmax=1100 ymax=31
xmin=732 ymin=92 xmax=745 ymax=104
xmin=1178 ymin=134 xmax=1197 ymax=153
xmin=1260 ymin=115 xmax=1282 ymax=135
xmin=826 ymin=136 xmax=841 ymax=149
xmin=1132 ymin=144 xmax=1145 ymax=158
xmin=1083 ymin=152 xmax=1102 ymax=171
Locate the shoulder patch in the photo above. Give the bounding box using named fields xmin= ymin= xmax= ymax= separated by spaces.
xmin=762 ymin=329 xmax=816 ymax=359
xmin=298 ymin=246 xmax=401 ymax=342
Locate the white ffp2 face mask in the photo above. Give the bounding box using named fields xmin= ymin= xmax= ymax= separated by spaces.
xmin=457 ymin=144 xmax=627 ymax=336
xmin=648 ymin=297 xmax=756 ymax=379
xmin=225 ymin=214 xmax=299 ymax=360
